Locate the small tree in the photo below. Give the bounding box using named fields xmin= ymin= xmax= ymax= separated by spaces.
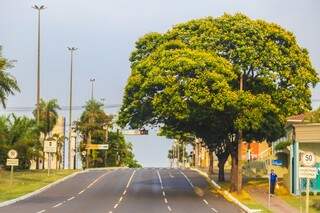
xmin=33 ymin=99 xmax=60 ymax=169
xmin=75 ymin=100 xmax=112 ymax=168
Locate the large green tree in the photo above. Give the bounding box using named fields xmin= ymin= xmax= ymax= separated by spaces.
xmin=106 ymin=131 xmax=141 ymax=168
xmin=118 ymin=14 xmax=319 ymax=192
xmin=0 ymin=47 xmax=20 ymax=108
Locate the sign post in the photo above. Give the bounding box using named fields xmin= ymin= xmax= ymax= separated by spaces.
xmin=6 ymin=149 xmax=18 ymax=185
xmin=44 ymin=140 xmax=57 ymax=176
xmin=300 ymin=152 xmax=317 ymax=213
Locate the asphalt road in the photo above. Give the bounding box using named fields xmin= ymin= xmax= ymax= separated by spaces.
xmin=0 ymin=168 xmax=241 ymax=213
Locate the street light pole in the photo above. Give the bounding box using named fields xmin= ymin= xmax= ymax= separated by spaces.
xmin=68 ymin=47 xmax=77 ymax=169
xmin=32 ymin=5 xmax=45 ymax=124
xmin=237 ymin=73 xmax=244 ymax=192
xmin=90 ymin=78 xmax=95 ymax=100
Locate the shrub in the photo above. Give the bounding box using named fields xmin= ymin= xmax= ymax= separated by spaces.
xmin=312 ymin=200 xmax=320 ymax=210
xmin=274 ymin=141 xmax=291 ymax=151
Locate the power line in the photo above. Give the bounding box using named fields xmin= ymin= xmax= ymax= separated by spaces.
xmin=0 ymin=104 xmax=121 ymax=112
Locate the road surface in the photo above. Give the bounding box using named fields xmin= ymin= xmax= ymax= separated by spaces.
xmin=0 ymin=168 xmax=241 ymax=213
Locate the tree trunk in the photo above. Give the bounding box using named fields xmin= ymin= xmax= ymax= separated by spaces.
xmin=35 ymin=157 xmax=39 ymax=169
xmin=208 ymin=151 xmax=214 ymax=177
xmin=216 ymin=151 xmax=229 ymax=182
xmin=230 ymin=151 xmax=237 ymax=192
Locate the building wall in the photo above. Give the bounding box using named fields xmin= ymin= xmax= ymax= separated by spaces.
xmin=30 ymin=117 xmax=66 ymax=170
xmin=241 ymin=141 xmax=269 ymax=160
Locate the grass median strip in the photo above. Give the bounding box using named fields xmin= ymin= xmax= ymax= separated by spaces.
xmin=0 ymin=169 xmax=76 ymax=202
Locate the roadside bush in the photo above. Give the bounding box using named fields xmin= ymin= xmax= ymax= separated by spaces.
xmin=274 ymin=141 xmax=291 ymax=151
xmin=312 ymin=200 xmax=320 ymax=210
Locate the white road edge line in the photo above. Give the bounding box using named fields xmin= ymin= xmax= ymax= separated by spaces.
xmin=36 ymin=210 xmax=46 ymax=213
xmin=123 ymin=190 xmax=127 ymax=195
xmin=78 ymin=189 xmax=85 ymax=195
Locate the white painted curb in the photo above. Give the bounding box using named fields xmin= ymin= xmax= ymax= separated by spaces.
xmin=191 ymin=168 xmax=262 ymax=213
xmin=0 ymin=167 xmax=121 ymax=208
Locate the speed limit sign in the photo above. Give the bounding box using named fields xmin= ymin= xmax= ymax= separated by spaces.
xmin=7 ymin=149 xmax=18 ymax=159
xmin=301 ymin=152 xmax=316 ymax=167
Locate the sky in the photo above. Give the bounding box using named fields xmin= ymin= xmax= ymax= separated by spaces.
xmin=0 ymin=0 xmax=319 ymax=167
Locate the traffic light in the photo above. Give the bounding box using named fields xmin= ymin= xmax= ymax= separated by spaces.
xmin=139 ymin=129 xmax=148 ymax=135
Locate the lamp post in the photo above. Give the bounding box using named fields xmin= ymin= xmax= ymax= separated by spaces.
xmin=32 ymin=5 xmax=45 ymax=124
xmin=90 ymin=78 xmax=95 ymax=100
xmin=237 ymin=73 xmax=244 ymax=192
xmin=68 ymin=47 xmax=77 ymax=169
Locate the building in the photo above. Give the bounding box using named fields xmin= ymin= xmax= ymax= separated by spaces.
xmin=280 ymin=114 xmax=320 ymax=195
xmin=30 ymin=116 xmax=66 ymax=170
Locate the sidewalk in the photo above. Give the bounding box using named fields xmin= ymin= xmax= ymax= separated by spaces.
xmin=246 ymin=187 xmax=298 ymax=213
xmin=196 ymin=167 xmax=298 ymax=213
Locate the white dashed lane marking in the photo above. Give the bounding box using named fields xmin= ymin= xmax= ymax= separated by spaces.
xmin=157 ymin=169 xmax=174 ymax=212
xmin=211 ymin=207 xmax=218 ymax=213
xmin=180 ymin=170 xmax=219 ymax=213
xmin=52 ymin=202 xmax=63 ymax=208
xmin=67 ymin=196 xmax=75 ymax=201
xmin=179 ymin=170 xmax=194 ymax=188
xmin=108 ymin=169 xmax=136 ymax=212
xmin=36 ymin=210 xmax=46 ymax=213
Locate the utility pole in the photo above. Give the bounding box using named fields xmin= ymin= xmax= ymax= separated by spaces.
xmin=32 ymin=5 xmax=45 ymax=124
xmin=182 ymin=141 xmax=185 ymax=168
xmin=237 ymin=73 xmax=244 ymax=192
xmin=90 ymin=78 xmax=95 ymax=100
xmin=67 ymin=47 xmax=77 ymax=169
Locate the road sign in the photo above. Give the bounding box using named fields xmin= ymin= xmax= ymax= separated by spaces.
xmin=86 ymin=144 xmax=109 ymax=150
xmin=44 ymin=140 xmax=57 ymax=153
xmin=6 ymin=158 xmax=19 ymax=166
xmin=301 ymin=152 xmax=316 ymax=167
xmin=299 ymin=167 xmax=317 ymax=179
xmin=7 ymin=149 xmax=18 ymax=159
xmin=122 ymin=129 xmax=149 ymax=135
xmin=272 ymin=159 xmax=283 ymax=166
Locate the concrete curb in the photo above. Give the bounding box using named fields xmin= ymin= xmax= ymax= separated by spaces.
xmin=0 ymin=168 xmax=120 ymax=208
xmin=191 ymin=168 xmax=262 ymax=213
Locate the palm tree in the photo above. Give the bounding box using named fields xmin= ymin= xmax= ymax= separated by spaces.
xmin=49 ymin=133 xmax=66 ymax=169
xmin=0 ymin=47 xmax=20 ymax=108
xmin=33 ymin=99 xmax=60 ymax=169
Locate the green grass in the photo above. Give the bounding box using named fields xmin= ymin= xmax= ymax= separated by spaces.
xmin=244 ymin=177 xmax=320 ymax=213
xmin=210 ymin=179 xmax=271 ymax=212
xmin=278 ymin=192 xmax=320 ymax=213
xmin=0 ymin=169 xmax=76 ymax=202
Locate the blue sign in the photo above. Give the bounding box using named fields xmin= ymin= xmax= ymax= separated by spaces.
xmin=272 ymin=159 xmax=283 ymax=166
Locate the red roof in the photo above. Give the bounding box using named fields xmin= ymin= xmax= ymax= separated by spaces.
xmin=287 ymin=114 xmax=305 ymax=122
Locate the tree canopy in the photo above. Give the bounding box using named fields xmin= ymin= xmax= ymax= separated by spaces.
xmin=119 ymin=13 xmax=318 ymax=142
xmin=0 ymin=115 xmax=40 ymax=169
xmin=0 ymin=47 xmax=20 ymax=108
xmin=118 ymin=13 xmax=319 ymax=191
